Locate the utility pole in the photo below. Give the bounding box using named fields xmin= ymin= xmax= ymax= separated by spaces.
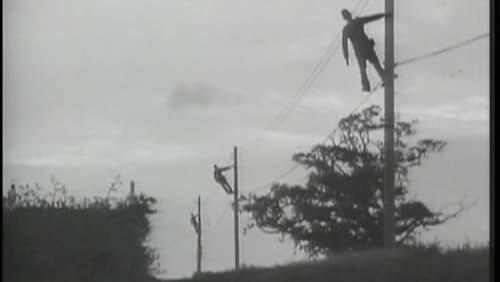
xmin=197 ymin=196 xmax=202 ymax=273
xmin=384 ymin=0 xmax=396 ymax=248
xmin=190 ymin=196 xmax=202 ymax=274
xmin=233 ymin=146 xmax=240 ymax=269
xmin=127 ymin=180 xmax=137 ymax=205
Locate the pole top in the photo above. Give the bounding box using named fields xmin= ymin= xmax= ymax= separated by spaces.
xmin=130 ymin=181 xmax=135 ymax=195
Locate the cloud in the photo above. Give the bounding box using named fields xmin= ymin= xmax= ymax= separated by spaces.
xmin=167 ymin=82 xmax=217 ymax=109
xmin=166 ymin=82 xmax=263 ymax=111
xmin=6 ymin=140 xmax=196 ymax=167
xmin=2 ymin=0 xmax=490 ymax=278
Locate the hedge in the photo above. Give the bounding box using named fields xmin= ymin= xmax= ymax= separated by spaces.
xmin=3 ymin=182 xmax=159 ymax=282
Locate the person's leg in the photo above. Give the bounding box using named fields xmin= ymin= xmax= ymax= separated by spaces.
xmin=219 ymin=184 xmax=228 ymax=193
xmin=368 ymin=52 xmax=385 ymax=83
xmin=357 ymin=57 xmax=370 ymax=91
xmin=216 ymin=179 xmax=230 ymax=193
xmin=223 ymin=180 xmax=233 ymax=193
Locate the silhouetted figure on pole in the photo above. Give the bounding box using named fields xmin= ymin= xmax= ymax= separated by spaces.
xmin=341 ymin=9 xmax=387 ymax=92
xmin=191 ymin=213 xmax=200 ymax=234
xmin=213 ymin=164 xmax=233 ymax=194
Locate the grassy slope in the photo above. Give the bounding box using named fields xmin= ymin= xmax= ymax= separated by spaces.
xmin=165 ymin=246 xmax=490 ymax=282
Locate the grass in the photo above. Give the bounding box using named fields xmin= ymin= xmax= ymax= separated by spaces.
xmin=164 ymin=244 xmax=490 ymax=282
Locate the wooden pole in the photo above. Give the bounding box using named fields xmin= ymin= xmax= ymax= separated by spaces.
xmin=197 ymin=195 xmax=202 ymax=273
xmin=384 ymin=0 xmax=396 ymax=248
xmin=233 ymin=146 xmax=240 ymax=269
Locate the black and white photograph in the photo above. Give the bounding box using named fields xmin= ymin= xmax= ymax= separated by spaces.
xmin=3 ymin=0 xmax=491 ymax=281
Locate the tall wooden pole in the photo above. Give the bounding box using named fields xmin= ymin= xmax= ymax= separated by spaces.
xmin=384 ymin=0 xmax=396 ymax=248
xmin=197 ymin=196 xmax=202 ymax=273
xmin=233 ymin=146 xmax=240 ymax=269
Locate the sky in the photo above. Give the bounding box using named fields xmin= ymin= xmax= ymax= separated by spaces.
xmin=2 ymin=0 xmax=490 ymax=279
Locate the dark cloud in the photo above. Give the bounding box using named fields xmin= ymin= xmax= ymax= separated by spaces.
xmin=167 ymin=82 xmax=217 ymax=109
xmin=167 ymin=82 xmax=258 ymax=110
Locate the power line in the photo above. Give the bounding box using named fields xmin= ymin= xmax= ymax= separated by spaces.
xmin=264 ymin=32 xmax=490 ymax=247
xmin=200 ymin=8 xmax=488 ymax=272
xmin=318 ymin=36 xmax=489 ymax=145
xmin=246 ymin=85 xmax=380 ymax=194
xmin=242 ymin=0 xmax=372 ymax=150
xmin=202 ymin=0 xmax=468 ymax=266
xmin=235 ymin=30 xmax=489 ymax=235
xmin=240 ymin=14 xmax=487 ymax=186
xmin=212 ymin=2 xmax=375 ymax=256
xmin=239 ymin=1 xmax=374 ymax=193
xmin=247 ymin=163 xmax=302 ymax=193
xmin=215 ymin=1 xmax=386 ymax=244
xmin=267 ymin=0 xmax=372 ymax=132
xmin=322 ymin=81 xmax=381 ymax=141
xmin=396 ymin=33 xmax=489 ymax=67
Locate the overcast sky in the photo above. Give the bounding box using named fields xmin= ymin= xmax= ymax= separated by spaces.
xmin=3 ymin=0 xmax=489 ymax=279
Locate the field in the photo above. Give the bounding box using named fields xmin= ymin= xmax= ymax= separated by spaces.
xmin=165 ymin=245 xmax=490 ymax=282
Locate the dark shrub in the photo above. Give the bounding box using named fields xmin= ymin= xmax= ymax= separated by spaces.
xmin=3 ymin=183 xmax=158 ymax=282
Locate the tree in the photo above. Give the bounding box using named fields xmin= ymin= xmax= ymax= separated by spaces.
xmin=241 ymin=105 xmax=466 ymax=255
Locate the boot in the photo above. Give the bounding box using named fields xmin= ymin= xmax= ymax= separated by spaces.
xmin=362 ymin=79 xmax=371 ymax=92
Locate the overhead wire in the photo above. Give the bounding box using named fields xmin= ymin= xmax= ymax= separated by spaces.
xmin=203 ymin=0 xmax=375 ymax=266
xmin=247 ymin=32 xmax=491 ymax=195
xmin=198 ymin=5 xmax=490 ymax=272
xmin=241 ymin=0 xmax=372 ymax=149
xmin=396 ymin=33 xmax=489 ymax=67
xmin=321 ymin=81 xmax=381 ymax=142
xmin=247 ymin=89 xmax=380 ymax=194
xmin=248 ymin=163 xmax=302 ymax=194
xmin=270 ymin=0 xmax=371 ymax=129
xmin=253 ymin=32 xmax=492 ymax=194
xmin=205 ymin=4 xmax=388 ymax=258
xmin=228 ymin=2 xmax=378 ymax=264
xmin=178 ymin=3 xmax=489 ymax=272
xmin=242 ymin=0 xmax=377 ymax=194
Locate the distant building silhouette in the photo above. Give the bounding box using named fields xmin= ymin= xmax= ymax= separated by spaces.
xmin=7 ymin=184 xmax=17 ymax=210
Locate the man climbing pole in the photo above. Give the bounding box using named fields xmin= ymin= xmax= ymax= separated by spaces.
xmin=190 ymin=212 xmax=200 ymax=234
xmin=341 ymin=9 xmax=388 ymax=92
xmin=213 ymin=164 xmax=233 ymax=194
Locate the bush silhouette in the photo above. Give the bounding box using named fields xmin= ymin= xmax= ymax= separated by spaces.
xmin=3 ymin=180 xmax=159 ymax=282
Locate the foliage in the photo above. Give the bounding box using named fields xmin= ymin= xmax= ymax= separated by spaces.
xmin=242 ymin=105 xmax=464 ymax=255
xmin=2 ymin=177 xmax=159 ymax=282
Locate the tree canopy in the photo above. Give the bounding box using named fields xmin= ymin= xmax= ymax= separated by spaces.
xmin=242 ymin=105 xmax=464 ymax=255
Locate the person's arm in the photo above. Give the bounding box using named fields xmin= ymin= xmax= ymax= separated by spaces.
xmin=357 ymin=13 xmax=387 ymax=24
xmin=342 ymin=29 xmax=349 ymax=66
xmin=220 ymin=165 xmax=233 ymax=172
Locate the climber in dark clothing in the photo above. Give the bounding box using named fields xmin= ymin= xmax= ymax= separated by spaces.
xmin=341 ymin=9 xmax=387 ymax=92
xmin=214 ymin=164 xmax=233 ymax=194
xmin=191 ymin=213 xmax=200 ymax=233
